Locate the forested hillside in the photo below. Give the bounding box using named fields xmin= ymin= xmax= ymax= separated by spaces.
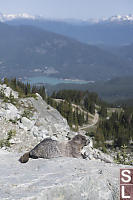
xmin=48 ymin=89 xmax=133 ymax=154
xmin=48 ymin=90 xmax=103 ymax=129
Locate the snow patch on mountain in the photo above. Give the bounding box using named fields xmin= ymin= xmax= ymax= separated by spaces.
xmin=108 ymin=14 xmax=133 ymax=22
xmin=0 ymin=13 xmax=36 ymax=22
xmin=86 ymin=15 xmax=133 ymax=24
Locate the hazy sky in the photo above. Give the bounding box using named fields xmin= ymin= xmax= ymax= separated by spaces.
xmin=0 ymin=0 xmax=133 ymax=19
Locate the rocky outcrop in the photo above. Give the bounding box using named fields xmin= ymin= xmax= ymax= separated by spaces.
xmin=0 ymin=84 xmax=18 ymax=98
xmin=0 ymin=149 xmax=122 ymax=200
xmin=17 ymin=94 xmax=71 ymax=142
xmin=19 ymin=117 xmax=35 ymax=131
xmin=29 ymin=93 xmax=71 ymax=140
xmin=0 ymin=103 xmax=20 ymax=120
xmin=0 ymin=85 xmax=72 ymax=152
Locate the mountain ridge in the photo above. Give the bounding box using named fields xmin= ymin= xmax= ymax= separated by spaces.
xmin=5 ymin=14 xmax=133 ymax=46
xmin=0 ymin=22 xmax=131 ymax=80
xmin=1 ymin=12 xmax=133 ymax=24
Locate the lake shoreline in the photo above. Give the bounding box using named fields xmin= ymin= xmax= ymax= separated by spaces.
xmin=23 ymin=76 xmax=95 ymax=85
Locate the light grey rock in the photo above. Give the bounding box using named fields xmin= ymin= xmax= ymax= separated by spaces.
xmin=18 ymin=122 xmax=28 ymax=131
xmin=5 ymin=103 xmax=20 ymax=120
xmin=30 ymin=125 xmax=39 ymax=137
xmin=0 ymin=103 xmax=20 ymax=120
xmin=20 ymin=117 xmax=35 ymax=131
xmin=88 ymin=137 xmax=93 ymax=148
xmin=0 ymin=149 xmax=123 ymax=200
xmin=67 ymin=131 xmax=77 ymax=139
xmin=0 ymin=87 xmax=72 ymax=152
xmin=0 ymin=84 xmax=18 ymax=98
xmin=28 ymin=94 xmax=71 ymax=139
xmin=9 ymin=138 xmax=21 ymax=144
xmin=82 ymin=146 xmax=114 ymax=163
xmin=0 ymin=90 xmax=73 ymax=152
xmin=0 ymin=108 xmax=6 ymax=118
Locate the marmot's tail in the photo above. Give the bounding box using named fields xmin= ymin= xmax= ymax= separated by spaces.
xmin=19 ymin=152 xmax=30 ymax=163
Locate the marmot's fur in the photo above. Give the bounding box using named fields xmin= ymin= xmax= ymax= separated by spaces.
xmin=19 ymin=134 xmax=89 ymax=163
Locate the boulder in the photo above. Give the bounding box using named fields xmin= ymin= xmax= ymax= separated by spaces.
xmin=82 ymin=146 xmax=114 ymax=163
xmin=0 ymin=150 xmax=123 ymax=200
xmin=0 ymin=84 xmax=18 ymax=99
xmin=29 ymin=95 xmax=71 ymax=139
xmin=0 ymin=103 xmax=20 ymax=120
xmin=20 ymin=117 xmax=35 ymax=131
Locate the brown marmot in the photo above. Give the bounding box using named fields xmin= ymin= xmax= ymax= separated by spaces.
xmin=19 ymin=134 xmax=89 ymax=163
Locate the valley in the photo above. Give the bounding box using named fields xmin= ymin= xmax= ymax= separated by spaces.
xmin=0 ymin=20 xmax=133 ymax=82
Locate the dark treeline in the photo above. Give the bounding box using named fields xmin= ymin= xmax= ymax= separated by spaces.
xmin=47 ymin=97 xmax=89 ymax=130
xmin=51 ymin=90 xmax=108 ymax=115
xmin=48 ymin=90 xmax=110 ymax=130
xmin=94 ymin=107 xmax=133 ymax=150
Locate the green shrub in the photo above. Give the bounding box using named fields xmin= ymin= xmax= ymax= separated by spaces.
xmin=0 ymin=130 xmax=16 ymax=148
xmin=115 ymin=144 xmax=133 ymax=165
xmin=47 ymin=106 xmax=50 ymax=110
xmin=22 ymin=109 xmax=33 ymax=119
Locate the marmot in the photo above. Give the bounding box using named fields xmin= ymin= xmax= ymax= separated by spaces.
xmin=19 ymin=134 xmax=89 ymax=163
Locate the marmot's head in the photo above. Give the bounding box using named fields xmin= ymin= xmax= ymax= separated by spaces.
xmin=71 ymin=134 xmax=89 ymax=148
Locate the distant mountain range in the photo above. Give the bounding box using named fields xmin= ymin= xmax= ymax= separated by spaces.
xmin=0 ymin=13 xmax=36 ymax=22
xmin=1 ymin=13 xmax=133 ymax=24
xmin=2 ymin=13 xmax=133 ymax=46
xmin=0 ymin=21 xmax=132 ymax=80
